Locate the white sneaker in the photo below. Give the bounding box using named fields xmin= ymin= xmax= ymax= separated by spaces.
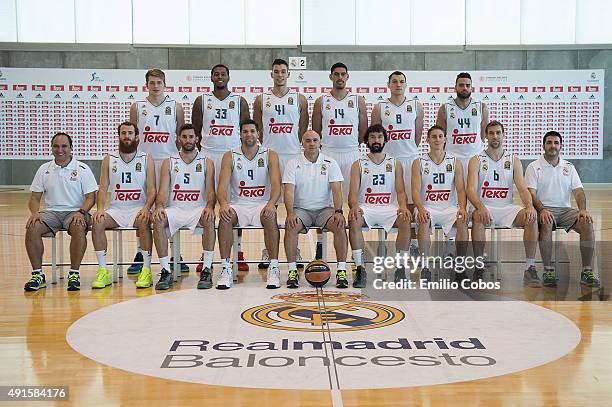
xmin=266 ymin=266 xmax=281 ymax=289
xmin=216 ymin=267 xmax=233 ymax=290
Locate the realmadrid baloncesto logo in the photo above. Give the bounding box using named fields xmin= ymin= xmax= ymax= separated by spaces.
xmin=241 ymin=291 xmax=404 ymax=332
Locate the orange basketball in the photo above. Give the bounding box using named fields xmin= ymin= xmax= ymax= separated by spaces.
xmin=304 ymin=260 xmax=331 ymax=288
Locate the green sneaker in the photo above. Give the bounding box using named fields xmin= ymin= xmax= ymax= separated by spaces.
xmin=136 ymin=266 xmax=153 ymax=288
xmin=542 ymin=267 xmax=557 ymax=287
xmin=91 ymin=267 xmax=112 ymax=289
xmin=580 ymin=267 xmax=600 ymax=288
xmin=287 ymin=269 xmax=299 ymax=288
xmin=197 ymin=267 xmax=213 ymax=289
xmin=523 ymin=266 xmax=542 ymax=288
xmin=67 ymin=272 xmax=81 ymax=291
xmin=336 ymin=270 xmax=348 ymax=289
xmin=24 ymin=272 xmax=46 ymax=291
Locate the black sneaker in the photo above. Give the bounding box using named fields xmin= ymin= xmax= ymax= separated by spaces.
xmin=315 ymin=242 xmax=323 ymax=260
xmin=197 ymin=267 xmax=213 ymax=289
xmin=523 ymin=265 xmax=542 ymax=288
xmin=258 ymin=248 xmax=270 ymax=269
xmin=155 ymin=268 xmax=173 ymax=290
xmin=170 ymin=256 xmax=189 ymax=273
xmin=24 ymin=272 xmax=46 ymax=292
xmin=472 ymin=267 xmax=485 ymax=282
xmin=394 ymin=267 xmax=407 ymax=283
xmin=67 ymin=272 xmax=80 ymax=291
xmin=336 ymin=270 xmax=349 ymax=288
xmin=542 ymin=267 xmax=557 ymax=287
xmin=420 ymin=267 xmax=432 ymax=282
xmin=580 ymin=268 xmax=600 ymax=288
xmin=127 ymin=252 xmax=143 ymax=274
xmin=287 ymin=269 xmax=299 ymax=288
xmin=353 ymin=265 xmax=367 ymax=288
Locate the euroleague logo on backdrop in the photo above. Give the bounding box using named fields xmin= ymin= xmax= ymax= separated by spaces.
xmin=241 ymin=291 xmax=404 ymax=332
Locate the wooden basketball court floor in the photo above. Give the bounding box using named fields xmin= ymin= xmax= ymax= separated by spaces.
xmin=1 ymin=187 xmax=611 ymax=406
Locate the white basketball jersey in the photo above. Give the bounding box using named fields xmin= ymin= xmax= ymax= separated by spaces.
xmin=380 ymin=98 xmax=419 ymax=158
xmin=445 ymin=99 xmax=483 ymax=159
xmin=261 ymin=90 xmax=301 ymax=155
xmin=229 ymin=147 xmax=271 ymax=204
xmin=136 ymin=98 xmax=178 ymax=160
xmin=201 ymin=93 xmax=242 ymax=152
xmin=321 ymin=93 xmax=360 ymax=150
xmin=358 ymin=155 xmax=397 ymax=206
xmin=477 ymin=150 xmax=515 ymax=207
xmin=167 ymin=154 xmax=207 ymax=209
xmin=108 ymin=152 xmax=148 ymax=209
xmin=419 ymin=153 xmax=458 ymax=210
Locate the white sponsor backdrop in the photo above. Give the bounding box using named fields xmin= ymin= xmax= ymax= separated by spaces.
xmin=0 ymin=68 xmax=604 ymax=160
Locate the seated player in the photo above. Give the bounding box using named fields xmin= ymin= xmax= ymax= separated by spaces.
xmin=411 ymin=125 xmax=469 ymax=282
xmin=467 ymin=121 xmax=539 ymax=286
xmin=348 ymin=124 xmax=411 ymax=288
xmin=216 ymin=119 xmax=282 ymax=289
xmin=283 ymin=130 xmax=349 ymax=288
xmin=152 ymin=124 xmax=216 ymax=290
xmin=91 ymin=122 xmax=156 ymax=289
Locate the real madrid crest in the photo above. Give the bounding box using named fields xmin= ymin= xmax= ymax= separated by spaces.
xmin=483 ymin=163 xmax=488 ymax=171
xmin=236 ymin=162 xmax=242 ymax=170
xmin=207 ymin=100 xmax=213 ymax=110
xmin=325 ymin=103 xmax=331 ymax=110
xmin=174 ymin=165 xmax=179 ymax=173
xmin=229 ymin=100 xmax=236 ymax=109
xmin=363 ymin=166 xmax=369 ymax=174
xmin=384 ymin=108 xmax=390 ymax=117
xmin=288 ymin=97 xmax=294 ymax=105
xmin=165 ymin=106 xmax=172 ymax=115
xmin=424 ymin=166 xmax=429 ymax=175
xmin=258 ymin=158 xmax=264 ymax=167
xmin=135 ymin=162 xmax=142 ymax=172
xmin=446 ymin=164 xmax=452 ymax=172
xmin=196 ymin=162 xmax=202 ymax=172
xmin=265 ymin=99 xmax=271 ymax=108
xmin=504 ymin=160 xmax=510 ymax=169
xmin=471 ymin=107 xmax=477 ymax=116
xmin=450 ymin=112 xmax=455 ymax=119
xmin=112 ymin=165 xmax=117 ymax=173
xmin=386 ymin=163 xmax=392 ymax=172
xmin=71 ymin=170 xmax=78 ymax=177
xmin=142 ymin=108 xmax=148 ymax=116
xmin=407 ymin=104 xmax=413 ymax=113
xmin=348 ymin=99 xmax=354 ymax=108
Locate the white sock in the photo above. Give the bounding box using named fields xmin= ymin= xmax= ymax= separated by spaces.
xmin=526 ymin=258 xmax=536 ymax=269
xmin=159 ymin=256 xmax=170 ymax=270
xmin=95 ymin=250 xmax=107 ymax=267
xmin=352 ymin=249 xmax=363 ymax=266
xmin=32 ymin=268 xmax=42 ymax=274
xmin=337 ymin=261 xmax=347 ymax=271
xmin=288 ymin=262 xmax=297 ymax=270
xmin=270 ymin=259 xmax=279 ymax=268
xmin=202 ymin=251 xmax=214 ymax=268
xmin=142 ymin=250 xmax=152 ymax=268
xmin=221 ymin=258 xmax=231 ymax=269
xmin=69 ymin=269 xmax=79 ymax=274
xmin=136 ymin=237 xmax=142 ymax=251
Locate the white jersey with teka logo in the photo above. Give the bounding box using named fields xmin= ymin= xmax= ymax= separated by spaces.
xmin=261 ymin=90 xmax=301 ymax=155
xmin=420 ymin=153 xmax=458 ymax=210
xmin=321 ymin=93 xmax=360 ymax=150
xmin=477 ymin=150 xmax=515 ymax=207
xmin=358 ymin=155 xmax=397 ymax=206
xmin=201 ymin=92 xmax=242 ymax=153
xmin=167 ymin=154 xmax=207 ymax=209
xmin=136 ymin=98 xmax=178 ymax=160
xmin=108 ymin=152 xmax=148 ymax=209
xmin=380 ymin=98 xmax=419 ymax=158
xmin=230 ymin=147 xmax=270 ymax=205
xmin=445 ymin=98 xmax=483 ymax=159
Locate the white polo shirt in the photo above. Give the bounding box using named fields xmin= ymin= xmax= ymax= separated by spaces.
xmin=30 ymin=158 xmax=98 ymax=212
xmin=525 ymin=156 xmax=582 ymax=208
xmin=282 ymin=152 xmax=343 ymax=211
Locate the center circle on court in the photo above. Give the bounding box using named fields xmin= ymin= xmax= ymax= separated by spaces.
xmin=67 ymin=288 xmax=580 ymax=390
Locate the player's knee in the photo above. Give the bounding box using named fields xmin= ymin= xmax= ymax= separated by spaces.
xmin=69 ymin=223 xmax=87 ymax=236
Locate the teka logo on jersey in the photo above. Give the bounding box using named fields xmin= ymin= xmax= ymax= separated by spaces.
xmin=363 ymin=188 xmax=391 ymax=205
xmin=425 ymin=184 xmax=451 ymax=202
xmin=328 ymin=119 xmax=353 ymax=136
xmin=452 ymin=129 xmax=477 ymax=144
xmin=238 ymin=181 xmax=266 ymax=198
xmin=209 ymin=119 xmax=234 ymax=136
xmin=481 ymin=181 xmax=509 ymax=199
xmin=114 ymin=185 xmax=142 ymax=201
xmin=172 ymin=184 xmax=200 ymax=201
xmin=268 ymin=118 xmax=293 ymax=134
xmin=143 ymin=126 xmax=169 ymax=143
xmin=242 ymin=291 xmax=403 ymax=332
xmin=387 ymin=125 xmax=412 ymax=140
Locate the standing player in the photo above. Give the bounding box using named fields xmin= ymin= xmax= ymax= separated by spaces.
xmin=467 ymin=121 xmax=539 ymax=286
xmin=91 ymin=122 xmax=156 ymax=289
xmin=129 ymin=68 xmax=186 ymax=274
xmin=192 ymin=64 xmax=251 ymax=272
xmin=348 ymin=124 xmax=412 ymax=288
xmin=216 ymin=119 xmax=282 ymax=289
xmin=253 ymin=58 xmax=309 ymax=270
xmin=152 ymin=124 xmax=216 ymax=290
xmin=436 ymin=72 xmax=488 ymax=182
xmin=371 ymin=70 xmax=424 ymax=257
xmin=411 ymin=125 xmax=469 ymax=282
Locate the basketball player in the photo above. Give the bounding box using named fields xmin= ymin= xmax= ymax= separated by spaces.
xmin=436 ymin=72 xmax=489 ymax=182
xmin=152 ymin=124 xmax=216 ymax=290
xmin=253 ymin=58 xmax=309 ymax=270
xmin=371 ymin=70 xmax=424 ymax=257
xmin=348 ymin=124 xmax=412 ymax=288
xmin=283 ymin=130 xmax=348 ymax=288
xmin=129 ymin=68 xmax=186 ymax=274
xmin=24 ymin=133 xmax=97 ymax=291
xmin=467 ymin=121 xmax=539 ymax=286
xmin=411 ymin=125 xmax=469 ymax=283
xmin=216 ymin=119 xmax=282 ymax=289
xmin=192 ymin=64 xmax=251 ymax=272
xmin=91 ymin=122 xmax=156 ymax=289
xmin=525 ymin=131 xmax=599 ymax=287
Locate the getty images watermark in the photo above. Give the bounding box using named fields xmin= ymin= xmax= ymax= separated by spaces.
xmin=372 ymin=253 xmax=501 ymax=290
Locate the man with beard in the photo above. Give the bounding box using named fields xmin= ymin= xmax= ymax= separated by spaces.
xmin=215 ymin=119 xmax=282 ymax=289
xmin=436 ymin=72 xmax=489 ymax=182
xmin=24 ymin=133 xmax=97 ymax=292
xmin=525 ymin=131 xmax=599 ymax=287
xmin=152 ymin=124 xmax=216 ymax=290
xmin=467 ymin=121 xmax=539 ymax=286
xmin=347 ymin=124 xmax=411 ymax=287
xmin=91 ymin=122 xmax=157 ymax=289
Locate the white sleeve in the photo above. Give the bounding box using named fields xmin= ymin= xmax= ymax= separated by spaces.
xmin=80 ymin=164 xmax=99 ymax=195
xmin=570 ymin=166 xmax=583 ymax=190
xmin=329 ymin=159 xmax=343 ymax=183
xmin=282 ymin=159 xmax=296 ymax=185
xmin=524 ymin=162 xmax=538 ymax=190
xmin=30 ymin=164 xmax=47 ymax=193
